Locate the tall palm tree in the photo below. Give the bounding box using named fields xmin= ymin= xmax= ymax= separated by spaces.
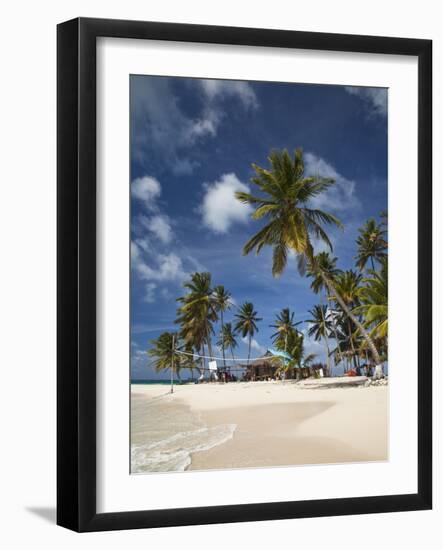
xmin=235 ymin=148 xmax=383 ymax=366
xmin=217 ymin=322 xmax=238 ymax=365
xmin=306 ymin=304 xmax=334 ymax=376
xmin=355 ymin=218 xmax=387 ymax=272
xmin=270 ymin=307 xmax=301 ymax=352
xmin=147 ymin=332 xmax=180 ymax=378
xmin=234 ymin=302 xmax=262 ymax=367
xmin=176 ymin=272 xmax=217 ymax=371
xmin=212 ymin=285 xmax=232 ymax=368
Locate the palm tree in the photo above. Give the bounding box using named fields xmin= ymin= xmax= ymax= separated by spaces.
xmin=234 ymin=302 xmax=262 ymax=367
xmin=148 ymin=332 xmax=180 ymax=378
xmin=355 ymin=218 xmax=387 ymax=272
xmin=271 ymin=328 xmax=306 ymax=378
xmin=306 ymin=251 xmax=344 ymax=367
xmin=355 ymin=258 xmax=388 ymax=342
xmin=212 ymin=285 xmax=232 ymax=368
xmin=217 ymin=322 xmax=238 ymax=365
xmin=176 ymin=272 xmax=217 ymax=371
xmin=270 ymin=307 xmax=301 ymax=352
xmin=236 ymin=148 xmax=382 ymax=366
xmin=180 ymin=341 xmax=200 ymax=380
xmin=306 ymin=304 xmax=334 ymax=376
xmin=333 ymin=270 xmax=362 ymax=368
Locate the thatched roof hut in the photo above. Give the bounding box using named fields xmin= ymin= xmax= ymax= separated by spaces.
xmin=242 ymin=352 xmax=286 ymax=380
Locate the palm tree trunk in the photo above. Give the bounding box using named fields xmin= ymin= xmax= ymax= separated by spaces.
xmin=370 ymin=257 xmax=375 ymax=271
xmin=201 ymin=344 xmax=206 ymax=373
xmin=319 ymin=299 xmax=331 ymax=376
xmin=206 ymin=328 xmax=214 ymax=361
xmin=247 ymin=334 xmax=251 ymax=367
xmin=347 ymin=318 xmax=358 ymax=369
xmin=220 ymin=310 xmax=226 ymax=368
xmin=323 ymin=334 xmax=331 ymax=377
xmin=323 ymin=292 xmax=345 ymax=369
xmin=230 ymin=347 xmax=236 ymax=366
xmin=320 ymin=272 xmax=382 ymax=366
xmin=329 ymin=310 xmax=345 ymax=368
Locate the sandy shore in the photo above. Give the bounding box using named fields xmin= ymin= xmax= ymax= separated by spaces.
xmin=131 ymin=381 xmax=388 ymax=472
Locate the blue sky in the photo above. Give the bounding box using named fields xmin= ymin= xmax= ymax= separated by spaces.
xmin=130 ymin=75 xmax=387 ymax=379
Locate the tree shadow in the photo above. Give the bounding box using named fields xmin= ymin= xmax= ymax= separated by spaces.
xmin=26 ymin=507 xmax=56 ymax=524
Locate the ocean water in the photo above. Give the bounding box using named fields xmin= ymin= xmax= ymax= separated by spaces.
xmin=131 ymin=389 xmax=235 ymax=473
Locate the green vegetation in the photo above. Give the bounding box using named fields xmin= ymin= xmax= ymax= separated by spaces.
xmin=147 ymin=148 xmax=388 ymax=379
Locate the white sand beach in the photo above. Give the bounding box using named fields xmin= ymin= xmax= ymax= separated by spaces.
xmin=131 ymin=381 xmax=388 ymax=473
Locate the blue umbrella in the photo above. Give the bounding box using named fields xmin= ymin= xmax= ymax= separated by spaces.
xmin=267 ymin=348 xmax=293 ymax=365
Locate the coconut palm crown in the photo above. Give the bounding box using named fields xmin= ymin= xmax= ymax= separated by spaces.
xmin=355 ymin=218 xmax=387 ymax=272
xmin=236 ymin=148 xmax=383 ymax=365
xmin=270 ymin=307 xmax=301 ymax=351
xmin=235 ymin=148 xmax=343 ymax=277
xmin=234 ymin=302 xmax=262 ymax=366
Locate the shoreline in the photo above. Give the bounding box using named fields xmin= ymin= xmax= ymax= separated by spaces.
xmin=131 ymin=381 xmax=388 ymax=472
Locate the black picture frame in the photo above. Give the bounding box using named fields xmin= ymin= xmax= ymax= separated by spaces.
xmin=57 ymin=17 xmax=432 ymax=532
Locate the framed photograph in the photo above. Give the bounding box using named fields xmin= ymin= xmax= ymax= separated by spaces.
xmin=57 ymin=17 xmax=432 ymax=532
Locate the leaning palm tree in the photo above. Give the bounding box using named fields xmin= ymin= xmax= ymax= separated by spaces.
xmin=355 ymin=218 xmax=387 ymax=272
xmin=306 ymin=251 xmax=344 ymax=367
xmin=235 ymin=147 xmax=382 ymax=366
xmin=217 ymin=322 xmax=238 ymax=365
xmin=306 ymin=304 xmax=334 ymax=376
xmin=212 ymin=285 xmax=232 ymax=367
xmin=147 ymin=331 xmax=180 ymax=378
xmin=333 ymin=270 xmax=362 ymax=368
xmin=234 ymin=302 xmax=262 ymax=367
xmin=270 ymin=307 xmax=301 ymax=352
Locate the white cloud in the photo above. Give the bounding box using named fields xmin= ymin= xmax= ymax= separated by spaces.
xmin=199 ymin=80 xmax=258 ymax=109
xmin=304 ymin=152 xmax=360 ymax=213
xmin=144 ymin=283 xmax=157 ymax=303
xmin=201 ymin=173 xmax=253 ymax=233
xmin=131 ymin=176 xmax=161 ymax=208
xmin=131 ymin=242 xmax=187 ymax=283
xmin=345 ymin=86 xmax=387 ymax=117
xmin=242 ymin=336 xmax=266 ymax=355
xmin=142 ymin=214 xmax=173 ymax=244
xmin=131 ymin=77 xmax=258 ymax=174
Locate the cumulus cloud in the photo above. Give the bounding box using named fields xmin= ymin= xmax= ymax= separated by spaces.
xmin=199 ymin=79 xmax=258 ymax=109
xmin=201 ymin=173 xmax=253 ymax=233
xmin=344 ymin=86 xmax=387 ymax=117
xmin=131 ymin=176 xmax=161 ymax=208
xmin=131 ymin=242 xmax=187 ymax=283
xmin=141 ymin=214 xmax=173 ymax=244
xmin=241 ymin=336 xmax=266 ymax=355
xmin=304 ymin=152 xmax=360 ymax=213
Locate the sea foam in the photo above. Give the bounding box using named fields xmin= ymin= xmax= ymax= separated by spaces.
xmin=131 ymin=391 xmax=236 ymax=473
xmin=131 ymin=424 xmax=236 ymax=473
